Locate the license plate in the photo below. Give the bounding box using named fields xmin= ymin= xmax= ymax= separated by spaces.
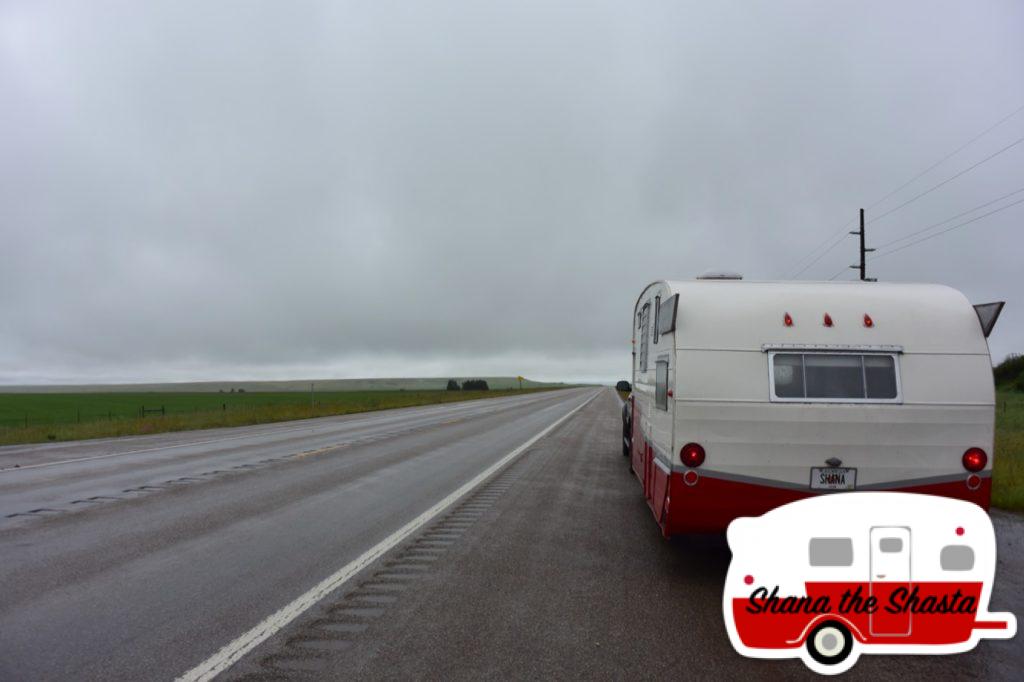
xmin=810 ymin=467 xmax=857 ymax=491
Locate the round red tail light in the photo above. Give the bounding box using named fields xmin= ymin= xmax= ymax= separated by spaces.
xmin=680 ymin=442 xmax=705 ymax=468
xmin=962 ymin=448 xmax=987 ymax=472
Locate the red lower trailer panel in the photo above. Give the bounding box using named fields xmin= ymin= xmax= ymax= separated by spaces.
xmin=657 ymin=471 xmax=991 ymax=536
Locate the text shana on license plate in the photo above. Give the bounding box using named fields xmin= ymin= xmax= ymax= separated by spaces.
xmin=810 ymin=466 xmax=857 ymax=490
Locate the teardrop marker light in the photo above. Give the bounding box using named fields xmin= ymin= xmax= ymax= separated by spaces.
xmin=784 ymin=312 xmax=793 ymax=327
xmin=823 ymin=313 xmax=833 ymax=327
xmin=864 ymin=314 xmax=874 ymax=328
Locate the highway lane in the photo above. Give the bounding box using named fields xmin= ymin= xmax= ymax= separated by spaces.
xmin=226 ymin=389 xmax=1024 ymax=681
xmin=0 ymin=387 xmax=598 ymax=680
xmin=0 ymin=390 xmax=585 ymax=524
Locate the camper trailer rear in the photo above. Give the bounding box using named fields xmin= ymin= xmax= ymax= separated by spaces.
xmin=624 ymin=278 xmax=1002 ymax=536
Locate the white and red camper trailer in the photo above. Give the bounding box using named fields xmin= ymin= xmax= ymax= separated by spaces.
xmin=623 ymin=276 xmax=1003 ymax=536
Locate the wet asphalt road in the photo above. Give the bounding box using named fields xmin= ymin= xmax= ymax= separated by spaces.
xmin=1 ymin=388 xmax=1021 ymax=680
xmin=226 ymin=390 xmax=1024 ymax=681
xmin=0 ymin=388 xmax=596 ymax=680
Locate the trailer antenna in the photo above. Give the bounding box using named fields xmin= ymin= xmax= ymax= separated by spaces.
xmin=849 ymin=208 xmax=877 ymax=281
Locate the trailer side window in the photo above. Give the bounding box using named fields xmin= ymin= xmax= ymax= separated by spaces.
xmin=658 ymin=294 xmax=678 ymax=335
xmin=770 ymin=353 xmax=900 ymax=402
xmin=653 ymin=296 xmax=661 ymax=345
xmin=639 ymin=303 xmax=650 ymax=372
xmin=809 ymin=537 xmax=853 ymax=567
xmin=940 ymin=545 xmax=974 ymax=571
xmin=655 ymin=360 xmax=669 ymax=410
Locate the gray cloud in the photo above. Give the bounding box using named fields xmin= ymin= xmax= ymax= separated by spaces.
xmin=1 ymin=0 xmax=1022 ymax=385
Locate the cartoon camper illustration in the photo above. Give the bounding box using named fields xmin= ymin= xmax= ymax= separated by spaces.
xmin=723 ymin=492 xmax=1016 ymax=675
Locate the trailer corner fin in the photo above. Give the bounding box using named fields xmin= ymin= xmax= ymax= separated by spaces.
xmin=973 ymin=301 xmax=1005 ymax=338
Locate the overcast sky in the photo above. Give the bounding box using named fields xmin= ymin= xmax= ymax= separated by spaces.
xmin=1 ymin=1 xmax=1022 ymax=385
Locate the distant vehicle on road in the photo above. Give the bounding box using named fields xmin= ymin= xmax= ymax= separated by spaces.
xmin=724 ymin=492 xmax=1016 ymax=673
xmin=623 ymin=275 xmax=1004 ymax=536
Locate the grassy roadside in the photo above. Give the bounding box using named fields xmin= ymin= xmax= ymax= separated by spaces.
xmin=994 ymin=389 xmax=1023 ymax=511
xmin=0 ymin=388 xmax=565 ymax=446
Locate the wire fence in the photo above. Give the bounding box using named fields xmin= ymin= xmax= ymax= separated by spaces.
xmin=0 ymin=403 xmax=243 ymax=430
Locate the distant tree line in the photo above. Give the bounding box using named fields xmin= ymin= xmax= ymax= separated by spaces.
xmin=446 ymin=379 xmax=489 ymax=391
xmin=995 ymin=354 xmax=1024 ymax=391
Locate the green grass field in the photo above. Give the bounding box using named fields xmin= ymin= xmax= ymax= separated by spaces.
xmin=0 ymin=388 xmax=563 ymax=446
xmin=994 ymin=390 xmax=1024 ymax=511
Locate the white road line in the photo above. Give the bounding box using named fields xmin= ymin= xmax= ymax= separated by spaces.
xmin=0 ymin=391 xmax=567 ymax=474
xmin=175 ymin=389 xmax=598 ymax=682
xmin=0 ymin=427 xmax=317 ymax=473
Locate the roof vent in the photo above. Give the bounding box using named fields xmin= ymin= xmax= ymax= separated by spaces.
xmin=696 ymin=270 xmax=743 ymax=280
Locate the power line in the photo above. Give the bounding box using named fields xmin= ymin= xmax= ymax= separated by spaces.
xmin=789 ymin=230 xmax=852 ymax=278
xmin=867 ymin=134 xmax=1024 ymax=225
xmin=785 ymin=219 xmax=856 ymax=278
xmin=870 ymin=196 xmax=1024 ymax=261
xmin=783 ymin=102 xmax=1024 ymax=278
xmin=873 ymin=185 xmax=1024 ymax=250
xmin=864 ymin=102 xmax=1024 ymax=212
xmin=827 ymin=264 xmax=849 ymax=281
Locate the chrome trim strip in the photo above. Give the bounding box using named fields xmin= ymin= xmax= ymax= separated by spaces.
xmin=686 ymin=468 xmax=989 ymax=491
xmin=761 ymin=343 xmax=904 ymax=353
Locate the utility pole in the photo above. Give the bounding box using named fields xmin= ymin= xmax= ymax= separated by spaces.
xmin=849 ymin=208 xmax=876 ymax=281
xmin=310 ymin=383 xmax=314 ymax=410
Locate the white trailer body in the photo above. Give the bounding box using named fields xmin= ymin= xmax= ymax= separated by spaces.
xmin=626 ymin=279 xmax=1000 ymax=536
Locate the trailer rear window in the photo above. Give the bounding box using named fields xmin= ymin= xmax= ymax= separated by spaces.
xmin=770 ymin=352 xmax=899 ymax=402
xmin=940 ymin=545 xmax=974 ymax=571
